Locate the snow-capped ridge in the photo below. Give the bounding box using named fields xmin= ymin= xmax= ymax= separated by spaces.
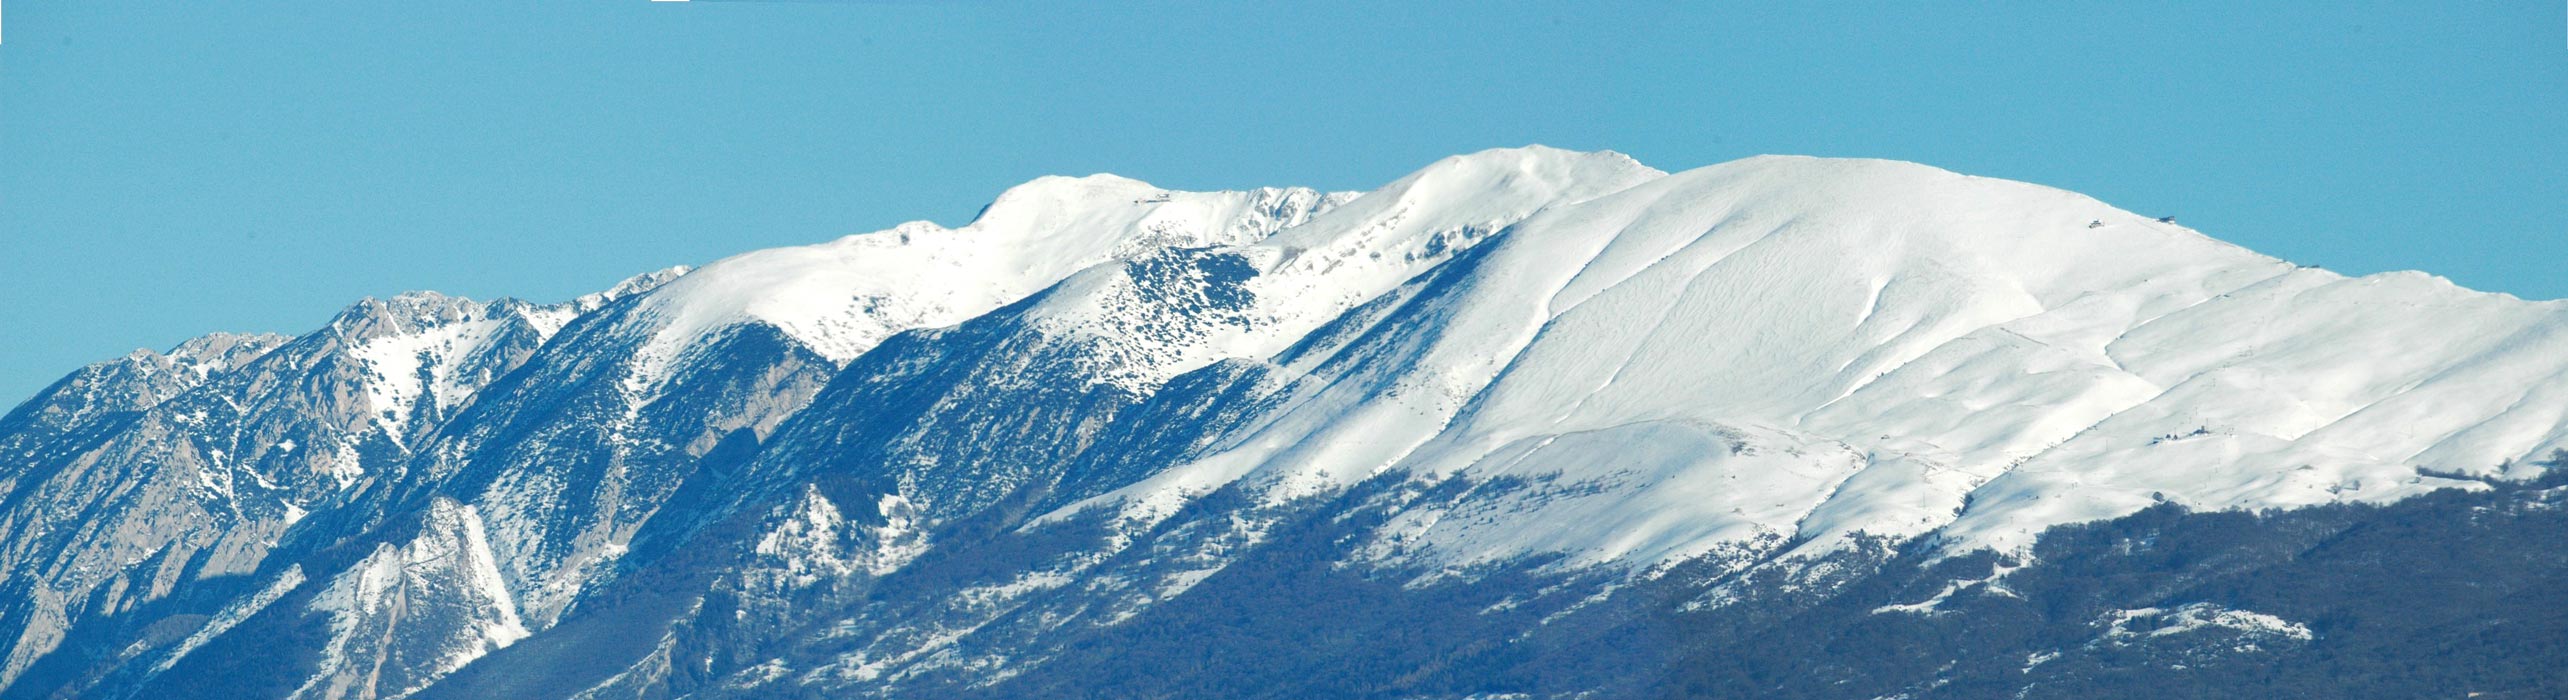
xmin=574 ymin=265 xmax=695 ymax=311
xmin=330 ymin=291 xmax=586 ymax=445
xmin=16 ymin=147 xmax=2568 ymax=700
xmin=611 ymin=175 xmax=1357 ymax=389
xmin=1015 ymin=145 xmax=1670 ymax=393
xmin=965 ymin=173 xmax=1165 ymax=228
xmin=166 ymin=331 xmax=293 ymax=367
xmin=1266 ymin=145 xmax=1664 ymax=251
xmin=327 ymin=291 xmax=490 ymax=342
xmin=1028 ymin=149 xmax=2568 ymax=578
xmin=130 ymin=331 xmax=295 ymax=386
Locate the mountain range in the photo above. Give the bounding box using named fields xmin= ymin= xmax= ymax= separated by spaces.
xmin=3 ymin=147 xmax=2562 ymax=699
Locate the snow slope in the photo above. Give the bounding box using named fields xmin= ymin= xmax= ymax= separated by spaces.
xmin=613 ymin=178 xmax=1357 ymax=389
xmin=1040 ymin=153 xmax=2568 ymax=572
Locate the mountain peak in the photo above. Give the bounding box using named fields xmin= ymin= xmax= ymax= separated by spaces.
xmin=1590 ymin=152 xmax=2284 ymax=297
xmin=165 ymin=332 xmax=291 ymax=375
xmin=1432 ymin=144 xmax=1653 ymax=175
xmin=1262 ymin=146 xmax=1665 ymax=253
xmin=961 ymin=173 xmax=1170 ymax=230
xmin=1398 ymin=145 xmax=1663 ymax=197
xmin=613 ymin=175 xmax=1353 ymax=382
xmin=569 ymin=265 xmax=693 ymax=314
xmin=329 ymin=291 xmax=491 ymax=341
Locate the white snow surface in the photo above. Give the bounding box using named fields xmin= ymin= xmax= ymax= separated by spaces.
xmin=612 ymin=176 xmax=1355 ymax=388
xmin=297 ymin=499 xmax=530 ymax=700
xmin=1023 ymin=146 xmax=1667 ymax=393
xmin=751 ymin=487 xmax=933 ymax=588
xmin=2100 ymin=603 xmax=2314 ymax=643
xmin=1028 ymin=150 xmax=2568 ymax=571
xmin=350 ymin=314 xmax=511 ymax=442
xmin=343 ymin=288 xmax=645 ymax=446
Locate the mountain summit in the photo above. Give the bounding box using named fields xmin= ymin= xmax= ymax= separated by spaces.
xmin=3 ymin=148 xmax=2562 ymax=700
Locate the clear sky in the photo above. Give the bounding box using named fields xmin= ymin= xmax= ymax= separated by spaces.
xmin=2 ymin=1 xmax=2562 ymax=405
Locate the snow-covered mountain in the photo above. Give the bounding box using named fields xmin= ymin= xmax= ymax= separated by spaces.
xmin=3 ymin=147 xmax=2562 ymax=699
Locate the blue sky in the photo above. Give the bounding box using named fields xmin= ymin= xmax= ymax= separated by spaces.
xmin=2 ymin=1 xmax=2562 ymax=404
